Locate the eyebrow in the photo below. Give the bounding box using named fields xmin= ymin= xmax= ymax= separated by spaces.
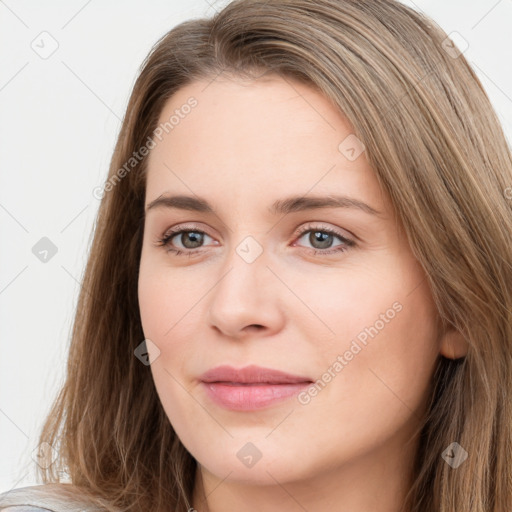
xmin=145 ymin=194 xmax=382 ymax=216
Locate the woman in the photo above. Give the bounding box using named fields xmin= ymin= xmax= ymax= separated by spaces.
xmin=1 ymin=0 xmax=511 ymax=511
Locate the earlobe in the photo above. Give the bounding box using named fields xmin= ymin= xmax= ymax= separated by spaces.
xmin=439 ymin=328 xmax=469 ymax=359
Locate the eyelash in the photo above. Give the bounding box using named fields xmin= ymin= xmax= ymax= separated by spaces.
xmin=155 ymin=223 xmax=356 ymax=258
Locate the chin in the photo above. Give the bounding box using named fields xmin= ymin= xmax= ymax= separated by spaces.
xmin=191 ymin=440 xmax=317 ymax=486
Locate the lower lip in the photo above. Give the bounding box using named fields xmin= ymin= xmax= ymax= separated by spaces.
xmin=201 ymin=381 xmax=311 ymax=411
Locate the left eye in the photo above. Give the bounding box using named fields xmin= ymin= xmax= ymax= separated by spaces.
xmin=293 ymin=227 xmax=355 ymax=254
xmin=164 ymin=230 xmax=214 ymax=250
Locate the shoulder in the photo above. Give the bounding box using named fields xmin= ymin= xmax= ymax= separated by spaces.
xmin=0 ymin=483 xmax=104 ymax=512
xmin=0 ymin=483 xmax=67 ymax=511
xmin=2 ymin=507 xmax=51 ymax=511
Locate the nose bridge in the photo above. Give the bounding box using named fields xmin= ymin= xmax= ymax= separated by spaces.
xmin=207 ymin=233 xmax=284 ymax=336
xmin=214 ymin=233 xmax=270 ymax=305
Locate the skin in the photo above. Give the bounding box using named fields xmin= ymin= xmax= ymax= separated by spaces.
xmin=137 ymin=73 xmax=467 ymax=512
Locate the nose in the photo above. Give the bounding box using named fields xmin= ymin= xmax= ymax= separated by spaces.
xmin=206 ymin=242 xmax=286 ymax=340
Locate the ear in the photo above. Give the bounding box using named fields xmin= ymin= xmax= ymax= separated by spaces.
xmin=439 ymin=327 xmax=468 ymax=359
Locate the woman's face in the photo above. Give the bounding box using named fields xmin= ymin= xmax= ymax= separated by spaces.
xmin=138 ymin=74 xmax=447 ymax=494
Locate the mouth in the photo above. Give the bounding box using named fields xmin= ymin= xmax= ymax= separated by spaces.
xmin=200 ymin=364 xmax=313 ymax=385
xmin=199 ymin=364 xmax=313 ymax=410
xmin=201 ymin=381 xmax=312 ymax=410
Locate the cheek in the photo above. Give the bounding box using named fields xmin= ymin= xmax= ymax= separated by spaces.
xmin=292 ymin=256 xmax=440 ymax=428
xmin=306 ymin=274 xmax=440 ymax=430
xmin=272 ymin=259 xmax=411 ymax=357
xmin=362 ymin=281 xmax=440 ymax=410
xmin=138 ymin=272 xmax=174 ymax=341
xmin=137 ymin=254 xmax=211 ymax=380
xmin=138 ymin=248 xmax=198 ymax=341
xmin=138 ymin=260 xmax=207 ymax=439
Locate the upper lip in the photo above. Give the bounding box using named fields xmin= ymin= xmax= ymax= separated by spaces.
xmin=200 ymin=364 xmax=313 ymax=384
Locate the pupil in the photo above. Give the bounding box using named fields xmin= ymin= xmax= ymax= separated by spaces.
xmin=310 ymin=231 xmax=332 ymax=249
xmin=182 ymin=232 xmax=203 ymax=249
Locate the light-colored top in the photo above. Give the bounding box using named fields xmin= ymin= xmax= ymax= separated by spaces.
xmin=2 ymin=508 xmax=50 ymax=512
xmin=0 ymin=484 xmax=109 ymax=512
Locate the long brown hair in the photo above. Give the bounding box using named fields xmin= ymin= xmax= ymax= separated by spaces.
xmin=31 ymin=0 xmax=512 ymax=510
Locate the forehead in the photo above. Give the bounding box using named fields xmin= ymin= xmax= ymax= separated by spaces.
xmin=153 ymin=74 xmax=349 ymax=149
xmin=145 ymin=74 xmax=386 ymax=215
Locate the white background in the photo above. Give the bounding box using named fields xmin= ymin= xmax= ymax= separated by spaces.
xmin=1 ymin=0 xmax=511 ymax=492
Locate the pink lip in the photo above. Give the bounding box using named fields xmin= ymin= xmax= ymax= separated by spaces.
xmin=200 ymin=364 xmax=313 ymax=411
